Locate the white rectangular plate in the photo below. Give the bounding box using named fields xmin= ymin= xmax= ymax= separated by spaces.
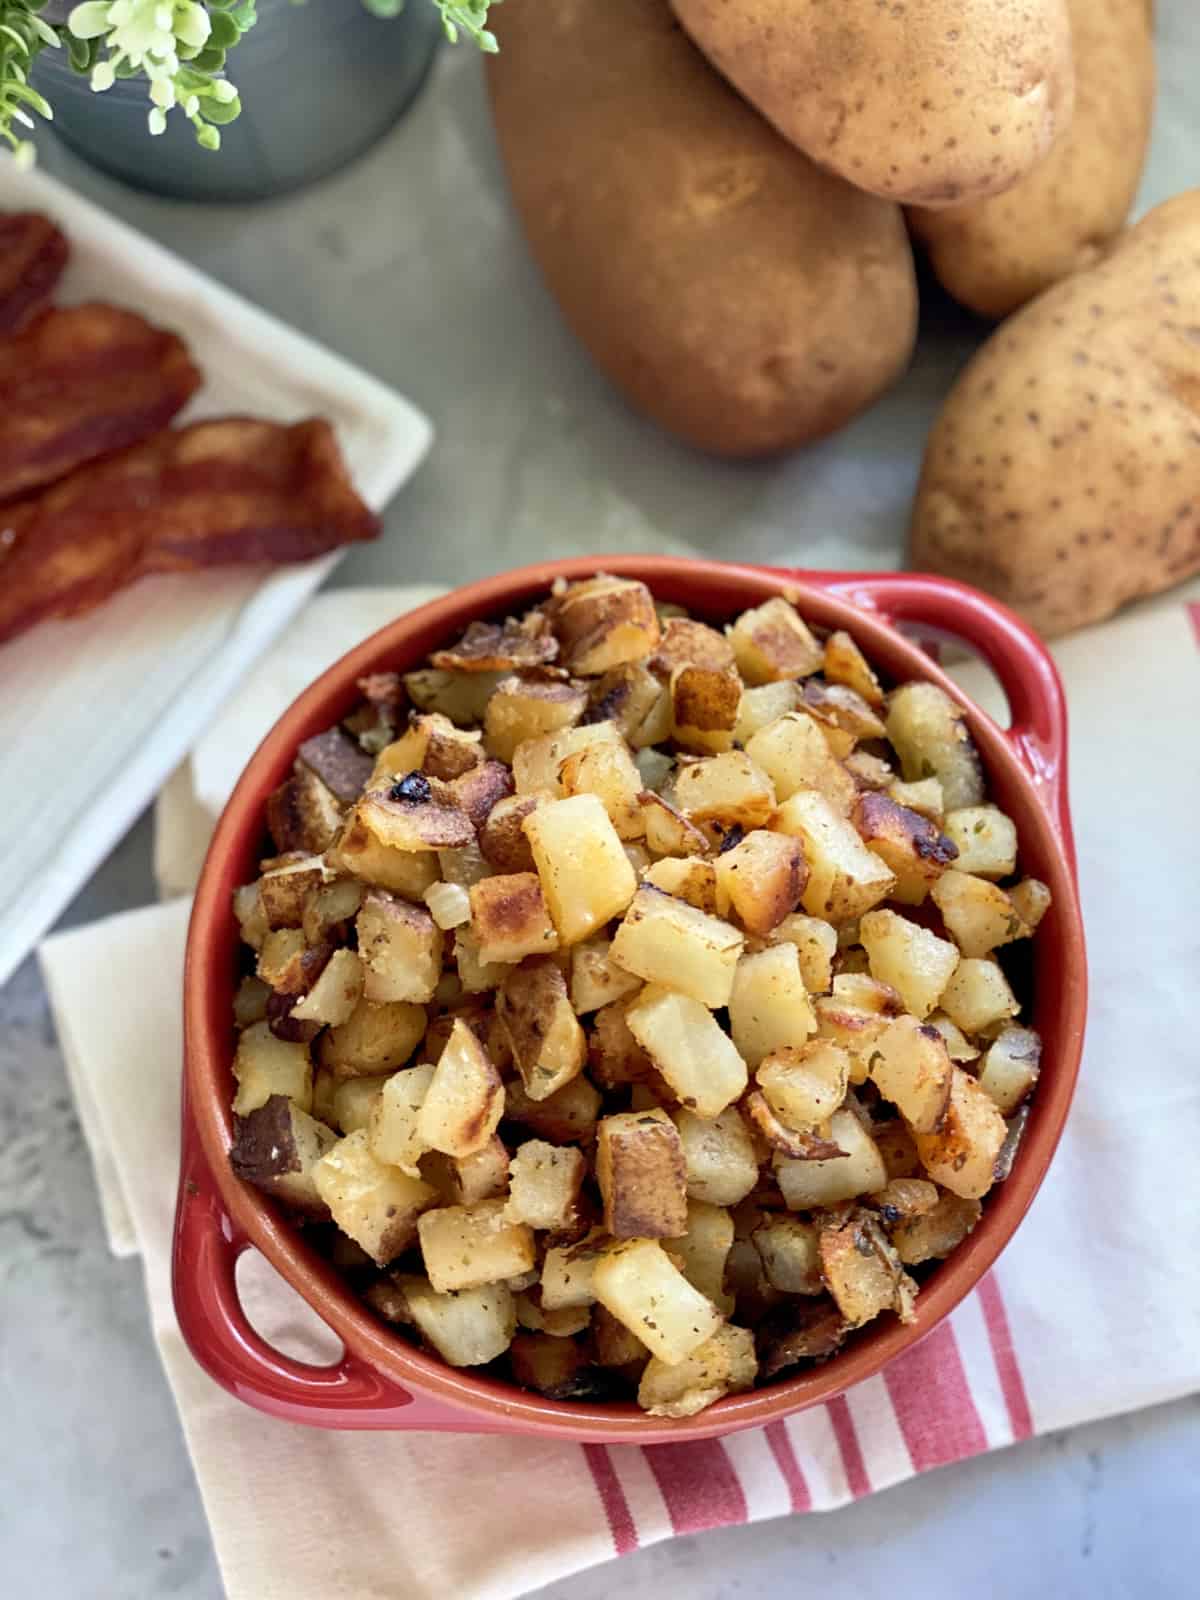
xmin=0 ymin=165 xmax=432 ymax=985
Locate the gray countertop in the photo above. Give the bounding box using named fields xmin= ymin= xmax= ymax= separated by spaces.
xmin=3 ymin=22 xmax=1199 ymax=1599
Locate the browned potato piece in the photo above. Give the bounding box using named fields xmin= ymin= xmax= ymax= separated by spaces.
xmin=757 ymin=1040 xmax=850 ymax=1129
xmin=714 ymin=829 xmax=807 ymax=937
xmin=318 ymin=998 xmax=426 ymax=1079
xmin=257 ymin=856 xmax=328 ymax=929
xmin=302 ymin=877 xmax=366 ymax=946
xmin=892 ymin=1191 xmax=982 ymax=1266
xmin=510 ymin=722 xmax=621 ymax=796
xmin=267 ymin=765 xmax=343 ymax=854
xmin=770 ymin=914 xmax=837 ymax=994
xmin=729 ymin=597 xmax=822 ymax=683
xmin=404 ymin=667 xmax=504 ymax=725
xmin=823 ymin=630 xmax=884 ymax=706
xmin=885 ymin=682 xmax=984 ymax=812
xmin=592 ymin=1304 xmax=651 ymax=1370
xmin=1009 ymin=878 xmax=1052 ymax=933
xmin=814 ymin=980 xmax=903 ymax=1084
xmin=484 ymin=675 xmax=588 ymax=765
xmin=505 ymin=1074 xmax=602 ymax=1145
xmin=418 ymin=1198 xmax=536 ymax=1293
xmin=774 ymin=789 xmax=897 ymax=922
xmin=644 ymin=856 xmax=718 ymax=915
xmin=397 ymin=1276 xmax=516 ymax=1366
xmin=422 ymin=1135 xmax=511 ymax=1207
xmin=874 ymin=1120 xmax=923 ymax=1181
xmin=469 ymin=872 xmax=560 ymax=965
xmin=256 ymin=928 xmax=329 ymax=998
xmin=776 ymin=1109 xmax=885 ymax=1210
xmin=675 ymin=750 xmax=775 ymax=829
xmin=558 ymin=738 xmax=644 ymax=839
xmin=639 ymin=791 xmax=709 ymax=858
xmin=757 ymin=1299 xmax=848 ymax=1377
xmin=651 ymin=616 xmax=736 ymax=675
xmin=596 ymin=1108 xmax=688 ymax=1239
xmin=942 ymin=805 xmax=1018 ymax=880
xmin=638 ymin=1324 xmax=757 ymax=1418
xmin=410 ymin=712 xmax=485 ymax=780
xmin=586 ymin=662 xmax=669 ymax=745
xmin=752 ymin=1214 xmax=822 ymax=1295
xmin=314 ymin=1130 xmax=437 ymax=1266
xmin=587 ymin=1000 xmax=655 ymax=1089
xmin=611 ymin=886 xmax=743 ymax=1008
xmin=298 ymin=725 xmax=374 ymax=803
xmin=931 ymin=870 xmax=1027 ymax=959
xmin=509 ymin=1333 xmax=590 ymax=1400
xmin=290 ymin=948 xmax=364 ymax=1028
xmin=357 ymin=782 xmax=474 ymax=854
xmin=524 ymin=794 xmax=639 ymax=945
xmin=416 ymin=1018 xmax=504 ymax=1159
xmin=499 ymin=957 xmax=587 ymax=1100
xmin=977 ymin=1025 xmax=1042 ymax=1116
xmin=868 ymin=1014 xmax=954 ymax=1134
xmin=232 ymin=1022 xmax=312 ymax=1117
xmin=448 ymin=760 xmax=514 ymax=832
xmin=551 ymin=577 xmax=661 ymax=675
xmin=859 ymin=909 xmax=960 ymax=1020
xmin=330 ymin=816 xmax=442 ymax=899
xmin=230 ymin=1096 xmax=337 ymax=1217
xmin=569 ymin=937 xmax=642 ymax=1015
xmin=541 ymin=1227 xmax=608 ymax=1310
xmin=505 ymin=1140 xmax=587 ymax=1231
xmin=844 ymin=750 xmax=894 ymax=793
xmin=430 ymin=615 xmax=557 ymax=675
xmin=233 ymin=883 xmax=269 ymax=952
xmin=593 ymin=1238 xmax=723 ymax=1366
xmin=743 ymin=1091 xmax=846 ymax=1160
xmin=478 ymin=793 xmax=542 ymax=874
xmin=854 ymin=792 xmax=958 ymax=906
xmin=913 ymin=1068 xmax=1009 ymax=1199
xmin=938 ymin=958 xmax=1020 ymax=1035
xmin=799 ymin=682 xmax=887 ymax=755
xmin=670 ymin=663 xmax=742 ymax=753
xmin=627 ymin=986 xmax=748 ymax=1117
xmin=869 ymin=1177 xmax=940 ymax=1224
xmin=357 ymin=891 xmax=443 ymax=1004
xmin=819 ymin=1210 xmax=916 ymax=1328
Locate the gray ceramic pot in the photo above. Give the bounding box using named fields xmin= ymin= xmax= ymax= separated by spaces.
xmin=33 ymin=0 xmax=441 ymax=202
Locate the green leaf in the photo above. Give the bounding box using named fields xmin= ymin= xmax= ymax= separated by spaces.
xmin=201 ymin=91 xmax=241 ymax=125
xmin=66 ymin=32 xmax=92 ymax=70
xmin=209 ymin=11 xmax=240 ymax=47
xmin=114 ymin=56 xmax=142 ymax=79
xmin=188 ymin=45 xmax=226 ymax=72
xmin=363 ymin=0 xmax=405 ymax=16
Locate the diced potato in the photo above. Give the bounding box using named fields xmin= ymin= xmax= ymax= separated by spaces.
xmin=233 ymin=974 xmax=270 ymax=1029
xmin=568 ymin=935 xmax=643 ymax=1014
xmin=416 ymin=1017 xmax=504 ymax=1158
xmin=931 ymin=870 xmax=1027 ymax=958
xmin=514 ymin=1294 xmax=591 ymax=1338
xmin=814 ymin=989 xmax=900 ymax=1085
xmin=799 ymin=680 xmax=887 ymax=752
xmin=558 ymin=738 xmax=644 ymax=839
xmin=367 ymin=1063 xmax=435 ymax=1176
xmin=413 ymin=711 xmax=485 ymax=780
xmin=498 ymin=957 xmax=586 ymax=1100
xmin=266 ymin=765 xmax=343 ymax=855
xmin=611 ymin=886 xmax=743 ymax=1009
xmin=938 ymin=958 xmax=1020 ymax=1035
xmin=511 ymin=721 xmax=622 ymax=798
xmin=673 ymin=1201 xmax=735 ymax=1313
xmin=357 ymin=891 xmax=443 ymax=1004
xmin=230 ymin=1096 xmax=337 ymax=1216
xmin=404 ymin=667 xmax=503 ymax=724
xmin=541 ymin=1228 xmax=608 ymax=1310
xmin=652 ymin=615 xmax=735 ymax=674
xmin=644 ymin=856 xmax=718 ymax=914
xmin=728 ymin=944 xmax=816 ymax=1069
xmin=397 ymin=1276 xmax=516 ymax=1367
xmin=757 ymin=1040 xmax=850 ymax=1129
xmin=290 ymin=948 xmax=364 ymax=1027
xmin=1009 ymin=877 xmax=1052 ymax=932
xmin=886 ymin=777 xmax=945 ymax=821
xmin=673 ymin=1107 xmax=759 ymax=1206
xmin=484 ymin=675 xmax=588 ymax=764
xmin=913 ymin=1068 xmax=1009 ymax=1199
xmin=313 ymin=1130 xmax=436 ymax=1265
xmin=868 ymin=1014 xmax=954 ymax=1133
xmin=743 ymin=1090 xmax=847 ymax=1159
xmin=447 ymin=760 xmax=513 ymax=832
xmin=729 ymin=596 xmax=822 ymax=683
xmin=505 ymin=1140 xmax=587 ymax=1231
xmin=592 ymin=1304 xmax=651 ymax=1370
xmin=639 ymin=791 xmax=709 ymax=857
xmin=430 ymin=615 xmax=557 ymax=675
xmin=454 ymin=928 xmax=509 ymax=994
xmin=255 ymin=927 xmax=312 ymax=994
xmin=232 ymin=1022 xmax=313 ymax=1116
xmin=756 ymin=1299 xmax=849 ymax=1377
xmin=776 ymin=1108 xmax=886 ymax=1209
xmin=874 ymin=1119 xmax=923 ymax=1179
xmin=317 ymin=997 xmax=426 ymax=1078
xmin=892 ymin=1191 xmax=982 ymax=1265
xmin=844 ymin=750 xmax=894 ymax=792
xmin=770 ymin=914 xmax=838 ymax=994
xmin=586 ymin=999 xmax=654 ymax=1089
xmin=504 ymin=1073 xmax=602 ymax=1145
xmin=819 ymin=1210 xmax=916 ymax=1327
xmin=823 ymin=629 xmax=884 ymax=706
xmin=674 ymin=750 xmax=776 ymax=829
xmin=469 ymin=872 xmax=560 ymax=964
xmin=627 ymin=987 xmax=748 ymax=1117
xmin=330 ymin=817 xmax=443 ymax=898
xmin=638 ymin=1324 xmax=757 ymax=1418
xmin=233 ymin=882 xmax=269 ymax=951
xmin=552 ymin=576 xmax=661 ymax=674
xmin=733 ymin=680 xmax=802 ymax=743
xmin=331 ymin=1073 xmax=391 ymax=1134
xmin=714 ymin=830 xmax=807 ymax=937
xmin=744 ymin=712 xmax=854 ymax=813
xmin=587 ymin=661 xmax=669 ymax=746
xmin=593 ymin=1238 xmax=723 ymax=1366
xmin=357 ymin=783 xmax=474 ymax=854
xmin=977 ymin=1025 xmax=1042 ymax=1115
xmin=752 ymin=1215 xmax=823 ymax=1295
xmin=669 ymin=663 xmax=742 ymax=753
xmin=524 ymin=794 xmax=638 ymax=945
xmin=774 ymin=789 xmax=897 ymax=922
xmin=943 ymin=805 xmax=1018 ymax=879
xmin=925 ymin=1010 xmax=980 ymax=1062
xmin=886 ymin=682 xmax=984 ymax=812
xmin=422 ymin=1135 xmax=511 ymax=1206
xmin=859 ymin=908 xmax=960 ymax=1019
xmin=596 ymin=1109 xmax=688 ymax=1239
xmin=854 ymin=792 xmax=959 ymax=905
xmin=478 ymin=793 xmax=541 ymax=874
xmin=257 ymin=855 xmax=328 ymax=929
xmin=509 ymin=1333 xmax=589 ymax=1399
xmin=418 ymin=1198 xmax=536 ymax=1293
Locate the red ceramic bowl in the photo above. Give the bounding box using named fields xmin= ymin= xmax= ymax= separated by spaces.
xmin=174 ymin=557 xmax=1086 ymax=1443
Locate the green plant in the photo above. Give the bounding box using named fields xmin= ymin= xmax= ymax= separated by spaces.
xmin=0 ymin=0 xmax=498 ymax=162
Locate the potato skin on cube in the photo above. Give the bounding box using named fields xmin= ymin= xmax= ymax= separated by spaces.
xmin=230 ymin=1095 xmax=337 ymax=1217
xmin=552 ymin=576 xmax=661 ymax=675
xmin=498 ymin=956 xmax=587 ymax=1100
xmin=773 ymin=788 xmax=897 ymax=922
xmin=596 ymin=1109 xmax=688 ymax=1239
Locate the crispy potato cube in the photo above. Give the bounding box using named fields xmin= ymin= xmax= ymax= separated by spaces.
xmin=421 ymin=1135 xmax=511 ymax=1207
xmin=302 ymin=877 xmax=366 ymax=946
xmin=644 ymin=856 xmax=718 ymax=914
xmin=925 ymin=1010 xmax=979 ymax=1062
xmin=800 ymin=681 xmax=887 ymax=754
xmin=859 ymin=908 xmax=960 ymax=1019
xmin=504 ymin=1073 xmax=601 ymax=1145
xmin=314 ymin=1129 xmax=436 ymax=1265
xmin=552 ymin=576 xmax=661 ymax=675
xmin=814 ymin=989 xmax=900 ymax=1085
xmin=509 ymin=1333 xmax=589 ymax=1399
xmin=715 ymin=830 xmax=807 ymax=937
xmin=673 ymin=1201 xmax=735 ymax=1313
xmin=651 ymin=615 xmax=735 ymax=675
xmin=913 ymin=1068 xmax=1009 ymax=1199
xmin=774 ymin=789 xmax=897 ymax=922
xmin=1009 ymin=877 xmax=1051 ymax=932
xmin=469 ymin=872 xmax=560 ymax=965
xmin=843 ymin=750 xmax=894 ymax=792
xmin=729 ymin=596 xmax=822 ymax=683
xmin=331 ymin=817 xmax=442 ymax=898
xmin=596 ymin=1109 xmax=688 ymax=1239
xmin=448 ymin=759 xmax=514 ymax=831
xmin=854 ymin=792 xmax=958 ymax=905
xmin=627 ymin=986 xmax=748 ymax=1117
xmin=977 ymin=1025 xmax=1041 ymax=1115
xmin=505 ymin=1140 xmax=587 ymax=1231
xmin=638 ymin=1323 xmax=757 ymax=1418
xmin=886 ymin=777 xmax=945 ymax=821
xmin=331 ymin=1073 xmax=391 ymax=1134
xmin=611 ymin=886 xmax=743 ymax=1008
xmin=892 ymin=1191 xmax=982 ymax=1265
xmin=257 ymin=855 xmax=328 ymax=929
xmin=743 ymin=1090 xmax=847 ymax=1159
xmin=674 ymin=750 xmax=775 ymax=829
xmin=357 ymin=891 xmax=443 ymax=1004
xmin=943 ymin=805 xmax=1018 ymax=879
xmin=404 ymin=667 xmax=503 ymax=724
xmin=757 ymin=1040 xmax=850 ymax=1128
xmin=397 ymin=1276 xmax=516 ymax=1367
xmin=558 ymin=738 xmax=644 ymax=839
xmin=417 ymin=1017 xmax=504 ymax=1158
xmin=886 ymin=682 xmax=984 ymax=812
xmin=484 ymin=675 xmax=588 ymax=764
xmin=478 ymin=793 xmax=541 ymax=874
xmin=524 ymin=793 xmax=638 ymax=945
xmin=511 ymin=721 xmax=621 ymax=797
xmin=230 ymin=1096 xmax=337 ymax=1217
xmin=290 ymin=948 xmax=364 ymax=1028
xmin=454 ymin=928 xmax=508 ymax=994
xmin=745 ymin=711 xmax=856 ymax=813
xmin=673 ymin=1107 xmax=759 ymax=1206
xmin=586 ymin=999 xmax=654 ymax=1088
xmin=430 ymin=615 xmax=556 ymax=675
xmin=819 ymin=1210 xmax=916 ymax=1327
xmin=639 ymin=791 xmax=709 ymax=858
xmin=317 ymin=998 xmax=426 ymax=1079
xmin=868 ymin=1014 xmax=954 ymax=1133
xmin=232 ymin=1022 xmax=312 ymax=1116
xmin=568 ymin=936 xmax=643 ymax=1014
xmin=498 ymin=957 xmax=586 ymax=1100
xmin=776 ymin=1108 xmax=886 ymax=1209
xmin=938 ymin=958 xmax=1020 ymax=1035
xmin=593 ymin=1238 xmax=722 ymax=1366
xmin=586 ymin=661 xmax=669 ymax=744
xmin=414 ymin=712 xmax=485 ymax=780
xmin=418 ymin=1198 xmax=536 ymax=1293
xmin=670 ymin=663 xmax=742 ymax=753
xmin=931 ymin=870 xmax=1027 ymax=958
xmin=266 ymin=766 xmax=343 ymax=855
xmin=367 ymin=1063 xmax=435 ymax=1176
xmin=874 ymin=1120 xmax=923 ymax=1180
xmin=255 ymin=927 xmax=311 ymax=994
xmin=823 ymin=629 xmax=884 ymax=706
xmin=770 ymin=914 xmax=838 ymax=994
xmin=357 ymin=783 xmax=474 ymax=854
xmin=593 ymin=1303 xmax=651 ymax=1370
xmin=752 ymin=1215 xmax=823 ymax=1295
xmin=728 ymin=944 xmax=816 ymax=1068
xmin=733 ymin=680 xmax=802 ymax=743
xmin=542 ymin=1227 xmax=608 ymax=1309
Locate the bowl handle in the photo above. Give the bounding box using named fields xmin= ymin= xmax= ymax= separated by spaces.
xmin=171 ymin=1122 xmax=470 ymax=1431
xmin=791 ymin=569 xmax=1075 ymax=865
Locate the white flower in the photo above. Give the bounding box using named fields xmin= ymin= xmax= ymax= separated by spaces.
xmin=148 ymin=105 xmax=167 ymax=135
xmin=90 ymin=59 xmax=116 ymax=91
xmin=68 ymin=0 xmax=227 ymax=142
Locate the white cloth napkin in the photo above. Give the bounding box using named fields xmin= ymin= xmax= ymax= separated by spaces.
xmin=39 ymin=585 xmax=1200 ymax=1600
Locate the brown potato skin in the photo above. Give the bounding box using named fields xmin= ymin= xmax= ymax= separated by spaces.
xmin=910 ymin=191 xmax=1200 ymax=637
xmin=909 ymin=0 xmax=1156 ymax=317
xmin=487 ymin=0 xmax=917 ymax=458
xmin=669 ymin=0 xmax=1074 ymax=209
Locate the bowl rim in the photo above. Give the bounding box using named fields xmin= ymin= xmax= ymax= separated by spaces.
xmin=179 ymin=555 xmax=1087 ymax=1442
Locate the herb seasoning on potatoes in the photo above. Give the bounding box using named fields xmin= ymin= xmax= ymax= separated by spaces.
xmin=228 ymin=576 xmax=1050 ymax=1418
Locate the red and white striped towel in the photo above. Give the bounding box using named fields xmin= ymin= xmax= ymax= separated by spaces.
xmin=39 ymin=586 xmax=1200 ymax=1600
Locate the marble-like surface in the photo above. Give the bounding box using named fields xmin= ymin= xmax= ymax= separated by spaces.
xmin=3 ymin=12 xmax=1199 ymax=1597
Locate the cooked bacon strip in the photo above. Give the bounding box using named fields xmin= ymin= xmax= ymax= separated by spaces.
xmin=0 ymin=418 xmax=380 ymax=648
xmin=0 ymin=212 xmax=69 ymax=335
xmin=0 ymin=303 xmax=202 ymax=501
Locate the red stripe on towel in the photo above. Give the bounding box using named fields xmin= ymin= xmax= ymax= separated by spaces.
xmin=884 ymin=1322 xmax=988 ymax=1470
xmin=641 ymin=1440 xmax=748 ymax=1534
xmin=764 ymin=1420 xmax=812 ymax=1512
xmin=826 ymin=1394 xmax=871 ymax=1498
xmin=977 ymin=1274 xmax=1034 ymax=1440
xmin=582 ymin=1444 xmax=638 ymax=1555
xmin=1186 ymin=602 xmax=1200 ymax=651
